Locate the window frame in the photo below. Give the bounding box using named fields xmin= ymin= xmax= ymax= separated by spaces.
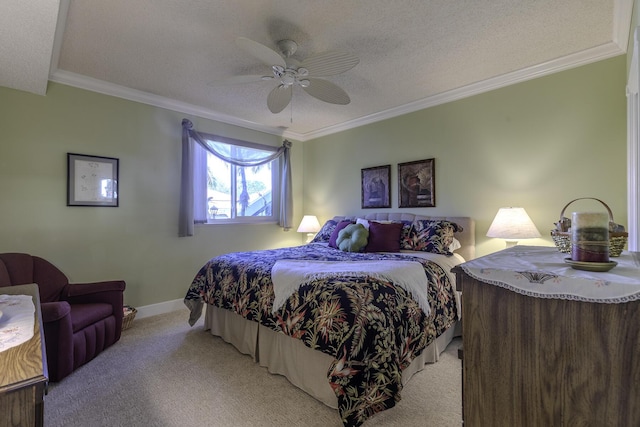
xmin=194 ymin=135 xmax=281 ymax=225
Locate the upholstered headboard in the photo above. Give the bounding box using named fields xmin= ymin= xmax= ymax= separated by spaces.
xmin=332 ymin=213 xmax=476 ymax=261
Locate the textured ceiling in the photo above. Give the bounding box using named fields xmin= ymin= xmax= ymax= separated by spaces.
xmin=1 ymin=0 xmax=633 ymax=141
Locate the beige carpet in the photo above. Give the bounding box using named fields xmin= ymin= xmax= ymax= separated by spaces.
xmin=45 ymin=308 xmax=462 ymax=426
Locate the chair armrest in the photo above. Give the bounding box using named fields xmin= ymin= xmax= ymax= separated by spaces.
xmin=64 ymin=281 xmax=126 ymax=304
xmin=40 ymin=301 xmax=74 ymax=382
xmin=40 ymin=301 xmax=71 ymax=323
xmin=62 ymin=281 xmax=126 ymax=341
xmin=66 ymin=280 xmax=126 ymax=296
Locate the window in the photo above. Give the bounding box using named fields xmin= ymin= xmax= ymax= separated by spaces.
xmin=180 ymin=118 xmax=292 ymax=236
xmin=193 ymin=138 xmax=280 ymax=224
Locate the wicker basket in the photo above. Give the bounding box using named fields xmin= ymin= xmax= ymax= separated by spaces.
xmin=122 ymin=305 xmax=137 ymax=330
xmin=550 ymin=198 xmax=628 ymax=257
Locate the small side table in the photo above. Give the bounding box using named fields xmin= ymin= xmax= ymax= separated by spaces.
xmin=0 ymin=284 xmax=48 ymax=427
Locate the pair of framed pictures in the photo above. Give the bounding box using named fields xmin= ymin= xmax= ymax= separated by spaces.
xmin=361 ymin=158 xmax=435 ymax=209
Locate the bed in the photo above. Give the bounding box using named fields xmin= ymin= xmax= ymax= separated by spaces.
xmin=184 ymin=213 xmax=475 ymax=426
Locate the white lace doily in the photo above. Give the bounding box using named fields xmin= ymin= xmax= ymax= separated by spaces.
xmin=459 ymin=246 xmax=640 ymax=304
xmin=0 ymin=294 xmax=35 ymax=352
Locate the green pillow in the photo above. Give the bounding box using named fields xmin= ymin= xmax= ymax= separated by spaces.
xmin=336 ymin=223 xmax=369 ymax=252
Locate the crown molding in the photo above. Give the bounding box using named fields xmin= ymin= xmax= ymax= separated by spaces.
xmin=48 ymin=69 xmax=306 ymax=140
xmin=50 ymin=41 xmax=624 ymax=143
xmin=49 ymin=0 xmax=70 ymax=73
xmin=613 ymin=0 xmax=634 ymax=51
xmin=302 ymin=42 xmax=625 ymax=140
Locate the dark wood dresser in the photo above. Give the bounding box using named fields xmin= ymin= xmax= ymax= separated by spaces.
xmin=454 ymin=248 xmax=640 ymax=427
xmin=0 ymin=284 xmax=48 ymax=427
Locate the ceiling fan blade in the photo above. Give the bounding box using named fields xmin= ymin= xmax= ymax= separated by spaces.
xmin=303 ymin=78 xmax=351 ymax=105
xmin=208 ymin=75 xmax=272 ymax=86
xmin=236 ymin=37 xmax=286 ymax=68
xmin=267 ymin=85 xmax=292 ymax=113
xmin=300 ymin=52 xmax=359 ymax=77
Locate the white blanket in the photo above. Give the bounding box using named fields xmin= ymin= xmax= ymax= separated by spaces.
xmin=271 ymin=259 xmax=431 ymax=316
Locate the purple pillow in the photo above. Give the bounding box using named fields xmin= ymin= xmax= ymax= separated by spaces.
xmin=365 ymin=221 xmax=403 ymax=252
xmin=329 ymin=220 xmax=354 ymax=248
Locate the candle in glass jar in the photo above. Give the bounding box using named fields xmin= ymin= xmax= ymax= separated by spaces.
xmin=571 ymin=212 xmax=609 ymax=262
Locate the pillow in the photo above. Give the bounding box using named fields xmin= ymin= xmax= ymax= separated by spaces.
xmin=357 ymin=218 xmax=397 ymax=229
xmin=410 ymin=220 xmax=463 ymax=255
xmin=399 ymin=220 xmax=413 ymax=250
xmin=356 ymin=218 xmax=370 ymax=230
xmin=365 ymin=221 xmax=403 ymax=252
xmin=329 ymin=220 xmax=354 ymax=248
xmin=311 ymin=219 xmax=338 ymax=243
xmin=336 ymin=223 xmax=369 ymax=252
xmin=449 ymin=237 xmax=462 ymax=252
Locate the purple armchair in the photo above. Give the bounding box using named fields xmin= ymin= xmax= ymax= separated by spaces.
xmin=0 ymin=253 xmax=126 ymax=382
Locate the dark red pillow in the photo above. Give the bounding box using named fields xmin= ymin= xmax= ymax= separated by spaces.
xmin=329 ymin=220 xmax=354 ymax=248
xmin=365 ymin=221 xmax=403 ymax=252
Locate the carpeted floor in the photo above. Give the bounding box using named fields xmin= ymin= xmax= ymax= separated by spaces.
xmin=45 ymin=308 xmax=462 ymax=426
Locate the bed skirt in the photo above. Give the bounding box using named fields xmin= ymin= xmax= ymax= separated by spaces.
xmin=204 ymin=304 xmax=459 ymax=409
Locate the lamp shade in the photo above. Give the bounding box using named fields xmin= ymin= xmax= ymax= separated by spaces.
xmin=487 ymin=207 xmax=541 ymax=240
xmin=297 ymin=215 xmax=321 ymax=233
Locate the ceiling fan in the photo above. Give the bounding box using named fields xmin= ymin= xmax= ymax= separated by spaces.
xmin=212 ymin=37 xmax=359 ymax=114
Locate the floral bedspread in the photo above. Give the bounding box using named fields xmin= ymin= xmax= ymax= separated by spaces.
xmin=184 ymin=243 xmax=457 ymax=426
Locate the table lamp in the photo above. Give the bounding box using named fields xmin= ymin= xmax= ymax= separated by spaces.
xmin=297 ymin=215 xmax=321 ymax=243
xmin=487 ymin=207 xmax=541 ymax=248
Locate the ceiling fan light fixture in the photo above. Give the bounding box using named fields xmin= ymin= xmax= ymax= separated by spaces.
xmin=281 ymin=72 xmax=296 ymax=86
xmin=228 ymin=37 xmax=358 ymax=114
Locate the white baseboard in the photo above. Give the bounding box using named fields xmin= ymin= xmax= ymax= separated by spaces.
xmin=134 ymin=298 xmax=185 ymax=319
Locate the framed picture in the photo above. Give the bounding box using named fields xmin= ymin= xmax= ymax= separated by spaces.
xmin=67 ymin=153 xmax=119 ymax=207
xmin=361 ymin=165 xmax=391 ymax=209
xmin=398 ymin=158 xmax=435 ymax=208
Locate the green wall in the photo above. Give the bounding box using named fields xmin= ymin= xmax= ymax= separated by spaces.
xmin=303 ymin=56 xmax=628 ymax=257
xmin=0 ymin=82 xmax=305 ymax=308
xmin=0 ymin=55 xmax=628 ymax=307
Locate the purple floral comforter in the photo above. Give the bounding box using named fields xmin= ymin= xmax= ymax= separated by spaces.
xmin=184 ymin=243 xmax=457 ymax=426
